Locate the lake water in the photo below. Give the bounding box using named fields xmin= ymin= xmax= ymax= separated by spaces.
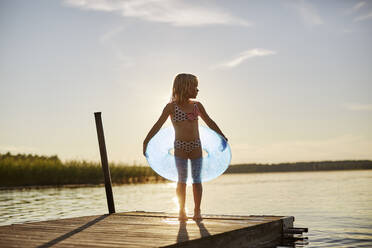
xmin=1 ymin=170 xmax=371 ymax=247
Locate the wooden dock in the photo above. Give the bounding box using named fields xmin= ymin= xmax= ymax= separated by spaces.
xmin=0 ymin=211 xmax=299 ymax=248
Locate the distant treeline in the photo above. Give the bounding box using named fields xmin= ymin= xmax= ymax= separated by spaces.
xmin=225 ymin=160 xmax=372 ymax=174
xmin=2 ymin=152 xmax=371 ymax=188
xmin=0 ymin=152 xmax=165 ymax=188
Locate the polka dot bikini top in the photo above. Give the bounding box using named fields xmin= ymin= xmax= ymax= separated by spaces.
xmin=172 ymin=102 xmax=200 ymax=122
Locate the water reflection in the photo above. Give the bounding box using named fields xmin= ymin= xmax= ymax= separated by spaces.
xmin=0 ymin=186 xmax=108 ymax=225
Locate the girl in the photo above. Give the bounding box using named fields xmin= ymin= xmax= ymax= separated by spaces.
xmin=143 ymin=73 xmax=228 ymax=221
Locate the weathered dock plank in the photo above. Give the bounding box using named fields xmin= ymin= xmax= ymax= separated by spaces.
xmin=0 ymin=212 xmax=294 ymax=248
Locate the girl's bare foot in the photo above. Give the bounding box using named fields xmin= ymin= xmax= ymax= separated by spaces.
xmin=193 ymin=209 xmax=202 ymax=221
xmin=178 ymin=210 xmax=188 ymax=221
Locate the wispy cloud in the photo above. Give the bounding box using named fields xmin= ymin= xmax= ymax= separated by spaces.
xmin=342 ymin=1 xmax=368 ymax=33
xmin=348 ymin=1 xmax=372 ymax=22
xmin=212 ymin=49 xmax=276 ymax=69
xmin=342 ymin=28 xmax=355 ymax=34
xmin=344 ymin=1 xmax=365 ymax=16
xmin=100 ymin=26 xmax=124 ymax=44
xmin=99 ymin=26 xmax=135 ymax=68
xmin=352 ymin=1 xmax=366 ymax=12
xmin=344 ymin=103 xmax=372 ymax=111
xmin=63 ymin=0 xmax=251 ymax=27
xmin=290 ymin=0 xmax=323 ymax=27
xmin=354 ymin=11 xmax=372 ymax=22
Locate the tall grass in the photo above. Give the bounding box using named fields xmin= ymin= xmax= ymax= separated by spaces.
xmin=0 ymin=152 xmax=165 ymax=187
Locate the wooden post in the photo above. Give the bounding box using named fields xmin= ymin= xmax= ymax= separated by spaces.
xmin=94 ymin=112 xmax=115 ymax=214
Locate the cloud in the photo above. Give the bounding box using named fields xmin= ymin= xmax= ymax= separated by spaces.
xmin=349 ymin=1 xmax=372 ymax=22
xmin=344 ymin=103 xmax=372 ymax=111
xmin=99 ymin=26 xmax=135 ymax=68
xmin=352 ymin=1 xmax=366 ymax=12
xmin=291 ymin=0 xmax=323 ymax=27
xmin=354 ymin=11 xmax=372 ymax=22
xmin=342 ymin=28 xmax=355 ymax=34
xmin=344 ymin=1 xmax=364 ymax=15
xmin=63 ymin=0 xmax=251 ymax=27
xmin=212 ymin=49 xmax=276 ymax=69
xmin=99 ymin=26 xmax=124 ymax=44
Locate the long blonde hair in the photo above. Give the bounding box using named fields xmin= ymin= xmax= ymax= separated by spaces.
xmin=171 ymin=73 xmax=198 ymax=104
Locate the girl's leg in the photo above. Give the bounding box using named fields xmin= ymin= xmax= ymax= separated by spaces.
xmin=174 ymin=155 xmax=188 ymax=220
xmin=190 ymin=157 xmax=203 ymax=220
xmin=177 ymin=182 xmax=187 ymax=220
xmin=192 ymin=183 xmax=202 ymax=220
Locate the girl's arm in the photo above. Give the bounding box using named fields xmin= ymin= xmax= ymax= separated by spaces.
xmin=196 ymin=102 xmax=228 ymax=141
xmin=143 ymin=103 xmax=172 ymax=156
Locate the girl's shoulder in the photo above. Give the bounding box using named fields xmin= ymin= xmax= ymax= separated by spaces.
xmin=165 ymin=101 xmax=175 ymax=114
xmin=165 ymin=102 xmax=174 ymax=108
xmin=192 ymin=101 xmax=204 ymax=108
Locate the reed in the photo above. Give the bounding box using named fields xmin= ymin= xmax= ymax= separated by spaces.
xmin=0 ymin=152 xmax=165 ymax=187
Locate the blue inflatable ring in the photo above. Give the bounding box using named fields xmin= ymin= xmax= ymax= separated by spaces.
xmin=145 ymin=126 xmax=231 ymax=183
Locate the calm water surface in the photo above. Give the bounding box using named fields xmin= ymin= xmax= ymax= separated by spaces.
xmin=1 ymin=170 xmax=371 ymax=247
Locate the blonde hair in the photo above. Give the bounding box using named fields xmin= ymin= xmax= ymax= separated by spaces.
xmin=172 ymin=73 xmax=198 ymax=104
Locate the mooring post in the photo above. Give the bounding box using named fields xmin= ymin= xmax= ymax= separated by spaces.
xmin=94 ymin=112 xmax=116 ymax=214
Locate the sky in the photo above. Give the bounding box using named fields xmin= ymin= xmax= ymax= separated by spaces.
xmin=0 ymin=0 xmax=371 ymax=165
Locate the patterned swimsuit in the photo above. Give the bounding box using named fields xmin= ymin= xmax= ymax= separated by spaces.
xmin=172 ymin=102 xmax=201 ymax=153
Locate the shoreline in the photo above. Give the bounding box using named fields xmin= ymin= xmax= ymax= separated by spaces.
xmin=225 ymin=160 xmax=372 ymax=174
xmin=2 ymin=168 xmax=371 ymax=190
xmin=225 ymin=167 xmax=372 ymax=174
xmin=0 ymin=178 xmax=168 ymax=191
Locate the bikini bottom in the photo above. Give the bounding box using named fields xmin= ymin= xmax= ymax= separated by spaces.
xmin=174 ymin=156 xmax=203 ymax=183
xmin=174 ymin=138 xmax=201 ymax=154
